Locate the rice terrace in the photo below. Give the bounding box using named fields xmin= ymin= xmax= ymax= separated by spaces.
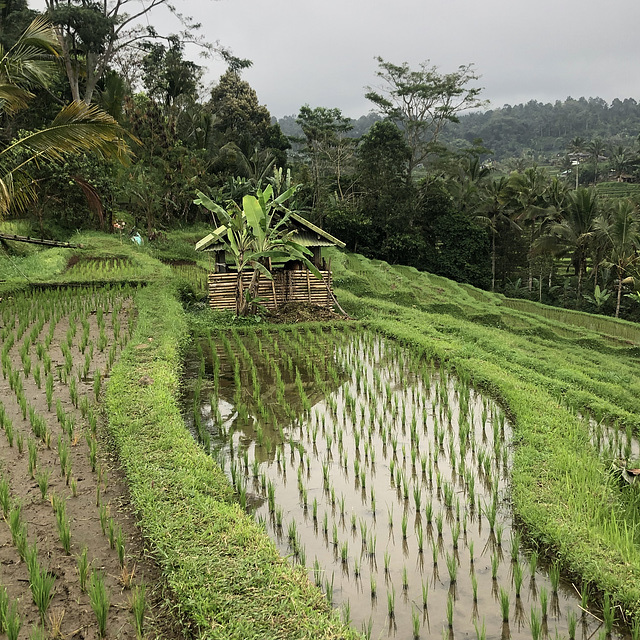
xmin=2 ymin=232 xmax=640 ymax=640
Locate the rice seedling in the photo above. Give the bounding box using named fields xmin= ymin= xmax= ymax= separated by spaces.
xmin=77 ymin=547 xmax=90 ymax=593
xmin=417 ymin=524 xmax=424 ymax=553
xmin=370 ymin=574 xmax=377 ymax=598
xmin=28 ymin=437 xmax=37 ymax=478
xmin=116 ymin=525 xmax=126 ymax=567
xmin=340 ymin=541 xmax=348 ymax=564
xmin=402 ymin=565 xmax=408 ymax=590
xmin=499 ymin=587 xmax=510 ymax=622
xmin=474 ymin=617 xmax=486 ymax=640
xmin=580 ymin=582 xmax=590 ymax=613
xmin=491 ymin=553 xmax=499 ymax=579
xmin=6 ymin=601 xmax=20 ymax=640
xmin=539 ymin=586 xmax=548 ymax=619
xmin=471 ymin=573 xmax=478 ymax=602
xmin=412 ymin=605 xmax=420 ymax=639
xmin=602 ymin=592 xmax=615 ymax=634
xmin=446 ymin=593 xmax=454 ymax=628
xmin=549 ymin=562 xmax=560 ymax=593
xmin=530 ymin=607 xmax=542 ymax=640
xmin=513 ymin=561 xmax=524 ymax=597
xmin=529 ymin=549 xmax=538 ymax=576
xmin=509 ymin=530 xmax=520 ymax=562
xmin=88 ymin=570 xmax=110 ymax=637
xmin=387 ymin=587 xmax=395 ymax=619
xmin=0 ymin=584 xmax=7 ymax=633
xmin=567 ymin=610 xmax=577 ymax=640
xmin=446 ymin=552 xmax=457 ymax=583
xmin=29 ymin=562 xmax=56 ymax=622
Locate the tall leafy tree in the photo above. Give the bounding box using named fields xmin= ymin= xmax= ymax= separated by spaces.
xmin=209 ymin=70 xmax=289 ymax=169
xmin=365 ymin=57 xmax=484 ymax=177
xmin=295 ymin=105 xmax=353 ymax=220
xmin=44 ymin=0 xmax=208 ymax=104
xmin=352 ymin=120 xmax=415 ymax=261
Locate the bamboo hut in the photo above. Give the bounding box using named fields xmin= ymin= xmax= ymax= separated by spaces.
xmin=195 ymin=213 xmax=345 ymax=311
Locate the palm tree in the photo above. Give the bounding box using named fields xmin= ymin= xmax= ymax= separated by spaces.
xmin=0 ymin=17 xmax=130 ymax=219
xmin=506 ymin=166 xmax=553 ymax=292
xmin=587 ymin=138 xmax=606 ymax=185
xmin=477 ymin=176 xmax=519 ymax=291
xmin=535 ymin=187 xmax=599 ymax=301
xmin=593 ymin=199 xmax=640 ymax=317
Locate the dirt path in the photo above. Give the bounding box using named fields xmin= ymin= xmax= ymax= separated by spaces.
xmin=0 ymin=287 xmax=180 ymax=639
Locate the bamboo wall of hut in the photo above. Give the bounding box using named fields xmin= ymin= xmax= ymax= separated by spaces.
xmin=207 ymin=270 xmax=333 ymax=310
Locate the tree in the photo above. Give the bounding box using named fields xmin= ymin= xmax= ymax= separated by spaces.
xmin=351 ymin=120 xmax=414 ymax=260
xmin=209 ymin=70 xmax=290 ymax=169
xmin=141 ymin=39 xmax=201 ymax=111
xmin=0 ymin=17 xmax=130 ymax=218
xmin=44 ymin=0 xmax=208 ymax=104
xmin=194 ymin=185 xmax=321 ymax=316
xmin=506 ymin=166 xmax=554 ymax=293
xmin=365 ymin=57 xmax=485 ymax=177
xmin=594 ymin=199 xmax=640 ymax=317
xmin=536 ymin=187 xmax=598 ymax=301
xmin=295 ymin=105 xmax=353 ymax=220
xmin=587 ymin=138 xmax=606 ymax=184
xmin=477 ymin=176 xmax=518 ymax=292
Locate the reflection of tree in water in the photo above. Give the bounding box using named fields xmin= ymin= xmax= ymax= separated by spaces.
xmin=182 ymin=327 xmax=351 ymax=468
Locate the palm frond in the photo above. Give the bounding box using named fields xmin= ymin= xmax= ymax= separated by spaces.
xmin=0 ymin=16 xmax=60 ymax=92
xmin=0 ymin=83 xmax=34 ymax=114
xmin=3 ymin=101 xmax=134 ymax=165
xmin=0 ymin=168 xmax=38 ymax=218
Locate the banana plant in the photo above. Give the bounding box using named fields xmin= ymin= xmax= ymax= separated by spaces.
xmin=194 ymin=185 xmax=322 ymax=316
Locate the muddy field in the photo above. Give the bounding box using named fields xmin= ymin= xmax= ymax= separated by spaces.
xmin=0 ymin=287 xmax=177 ymax=639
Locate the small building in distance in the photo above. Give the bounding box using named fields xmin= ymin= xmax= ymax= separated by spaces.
xmin=195 ymin=213 xmax=345 ymax=311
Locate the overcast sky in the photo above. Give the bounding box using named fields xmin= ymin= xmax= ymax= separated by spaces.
xmin=35 ymin=0 xmax=640 ymax=119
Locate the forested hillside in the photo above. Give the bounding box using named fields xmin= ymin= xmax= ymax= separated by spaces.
xmin=443 ymin=96 xmax=640 ymax=162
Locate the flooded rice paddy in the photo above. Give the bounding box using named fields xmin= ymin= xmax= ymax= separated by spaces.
xmin=183 ymin=326 xmax=626 ymax=640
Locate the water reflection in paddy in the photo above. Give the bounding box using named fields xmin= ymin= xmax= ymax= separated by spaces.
xmin=183 ymin=327 xmax=625 ymax=640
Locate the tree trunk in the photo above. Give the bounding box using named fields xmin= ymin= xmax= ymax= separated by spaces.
xmin=528 ymin=223 xmax=534 ymax=292
xmin=616 ymin=266 xmax=623 ymax=318
xmin=491 ymin=228 xmax=496 ymax=292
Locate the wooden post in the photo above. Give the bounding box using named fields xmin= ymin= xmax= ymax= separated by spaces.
xmin=306 ymin=269 xmax=311 ymax=303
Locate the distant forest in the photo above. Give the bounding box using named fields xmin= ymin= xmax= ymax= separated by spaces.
xmin=279 ymin=97 xmax=640 ymax=163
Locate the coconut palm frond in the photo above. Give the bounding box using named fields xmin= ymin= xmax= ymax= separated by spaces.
xmin=0 ymin=169 xmax=38 ymax=218
xmin=0 ymin=82 xmax=34 ymax=114
xmin=0 ymin=17 xmax=59 ymax=88
xmin=8 ymin=15 xmax=60 ymax=55
xmin=3 ymin=101 xmax=134 ymax=165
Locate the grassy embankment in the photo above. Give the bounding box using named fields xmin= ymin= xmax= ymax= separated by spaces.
xmin=329 ymin=249 xmax=640 ymax=621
